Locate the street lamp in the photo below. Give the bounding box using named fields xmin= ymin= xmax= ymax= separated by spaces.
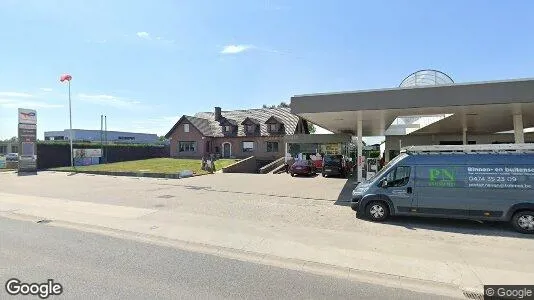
xmin=60 ymin=74 xmax=73 ymax=168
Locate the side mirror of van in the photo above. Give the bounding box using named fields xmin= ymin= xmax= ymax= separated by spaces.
xmin=381 ymin=179 xmax=388 ymax=188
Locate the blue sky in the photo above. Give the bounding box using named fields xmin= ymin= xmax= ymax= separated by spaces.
xmin=1 ymin=0 xmax=534 ymax=140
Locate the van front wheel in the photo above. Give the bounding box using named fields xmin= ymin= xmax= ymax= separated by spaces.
xmin=512 ymin=211 xmax=534 ymax=234
xmin=366 ymin=201 xmax=389 ymax=222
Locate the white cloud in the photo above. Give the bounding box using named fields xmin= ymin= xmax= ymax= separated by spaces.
xmin=134 ymin=32 xmax=175 ymax=44
xmin=40 ymin=88 xmax=53 ymax=92
xmin=0 ymin=90 xmax=62 ymax=108
xmin=0 ymin=98 xmax=63 ymax=108
xmin=221 ymin=44 xmax=254 ymax=54
xmin=78 ymin=93 xmax=143 ymax=109
xmin=136 ymin=31 xmax=151 ymax=40
xmin=0 ymin=92 xmax=33 ymax=98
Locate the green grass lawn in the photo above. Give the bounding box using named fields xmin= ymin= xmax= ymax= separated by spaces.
xmin=51 ymin=158 xmax=240 ymax=175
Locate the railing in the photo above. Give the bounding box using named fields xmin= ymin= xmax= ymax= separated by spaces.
xmin=259 ymin=157 xmax=284 ymax=174
xmin=221 ymin=156 xmax=257 ymax=173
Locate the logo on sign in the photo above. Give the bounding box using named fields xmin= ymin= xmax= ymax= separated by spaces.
xmin=18 ymin=109 xmax=37 ymax=124
xmin=20 ymin=112 xmax=35 ymax=118
xmin=429 ymin=168 xmax=456 ymax=187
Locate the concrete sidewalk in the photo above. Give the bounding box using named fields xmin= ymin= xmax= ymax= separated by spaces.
xmin=2 ymin=192 xmax=533 ymax=298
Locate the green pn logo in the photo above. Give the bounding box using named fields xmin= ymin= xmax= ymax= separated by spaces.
xmin=429 ymin=168 xmax=456 ymax=187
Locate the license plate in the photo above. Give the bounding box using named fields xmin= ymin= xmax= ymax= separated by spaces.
xmin=296 ymin=167 xmax=303 ymax=169
xmin=325 ymin=169 xmax=331 ymax=172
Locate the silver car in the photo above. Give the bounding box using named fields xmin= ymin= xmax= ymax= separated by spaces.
xmin=5 ymin=153 xmax=19 ymax=161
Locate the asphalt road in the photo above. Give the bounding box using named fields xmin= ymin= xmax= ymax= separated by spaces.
xmin=0 ymin=217 xmax=452 ymax=300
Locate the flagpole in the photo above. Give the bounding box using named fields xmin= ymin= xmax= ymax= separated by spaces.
xmin=68 ymin=80 xmax=73 ymax=168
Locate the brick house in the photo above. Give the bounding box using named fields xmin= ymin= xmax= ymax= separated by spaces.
xmin=164 ymin=107 xmax=311 ymax=159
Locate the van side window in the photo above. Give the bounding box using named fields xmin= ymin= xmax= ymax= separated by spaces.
xmin=385 ymin=166 xmax=411 ymax=187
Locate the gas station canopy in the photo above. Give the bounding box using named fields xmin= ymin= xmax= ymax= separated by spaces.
xmin=290 ymin=77 xmax=534 ymax=136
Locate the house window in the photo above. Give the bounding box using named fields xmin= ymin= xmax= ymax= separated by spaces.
xmin=266 ymin=141 xmax=279 ymax=152
xmin=246 ymin=125 xmax=255 ymax=133
xmin=242 ymin=141 xmax=254 ymax=152
xmin=0 ymin=145 xmax=7 ymax=154
xmin=268 ymin=124 xmax=278 ymax=132
xmin=184 ymin=124 xmax=190 ymax=133
xmin=224 ymin=125 xmax=231 ymax=132
xmin=178 ymin=141 xmax=196 ymax=152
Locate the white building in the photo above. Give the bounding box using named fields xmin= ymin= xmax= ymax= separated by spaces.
xmin=44 ymin=129 xmax=159 ymax=144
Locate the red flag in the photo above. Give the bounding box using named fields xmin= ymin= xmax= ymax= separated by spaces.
xmin=60 ymin=74 xmax=72 ymax=82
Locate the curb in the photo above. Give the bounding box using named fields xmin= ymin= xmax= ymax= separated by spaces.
xmin=46 ymin=169 xmax=209 ymax=179
xmin=4 ymin=212 xmax=466 ymax=299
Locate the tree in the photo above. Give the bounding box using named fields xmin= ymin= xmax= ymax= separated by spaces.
xmin=308 ymin=123 xmax=316 ymax=133
xmin=278 ymin=101 xmax=289 ymax=108
xmin=262 ymin=102 xmax=289 ymax=109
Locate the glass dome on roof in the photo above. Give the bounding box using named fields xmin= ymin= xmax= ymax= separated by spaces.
xmin=399 ymin=69 xmax=454 ymax=88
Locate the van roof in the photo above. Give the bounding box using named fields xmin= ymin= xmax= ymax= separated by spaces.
xmin=401 ymin=153 xmax=534 ymax=165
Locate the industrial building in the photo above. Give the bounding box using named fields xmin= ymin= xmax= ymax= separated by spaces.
xmin=44 ymin=129 xmax=159 ymax=144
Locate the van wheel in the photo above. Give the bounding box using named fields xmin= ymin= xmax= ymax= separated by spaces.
xmin=290 ymin=173 xmax=295 ymax=177
xmin=512 ymin=211 xmax=534 ymax=234
xmin=322 ymin=173 xmax=326 ymax=177
xmin=366 ymin=201 xmax=389 ymax=222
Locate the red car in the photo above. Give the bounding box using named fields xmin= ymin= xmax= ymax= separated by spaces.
xmin=290 ymin=160 xmax=317 ymax=177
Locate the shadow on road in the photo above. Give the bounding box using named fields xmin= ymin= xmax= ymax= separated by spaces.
xmin=334 ymin=178 xmax=355 ymax=207
xmin=357 ymin=213 xmax=533 ymax=239
xmin=174 ymin=184 xmax=335 ymax=202
xmin=17 ymin=171 xmax=38 ymax=176
xmin=290 ymin=173 xmax=319 ymax=178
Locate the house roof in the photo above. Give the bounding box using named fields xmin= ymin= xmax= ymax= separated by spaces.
xmin=265 ymin=115 xmax=284 ymax=124
xmin=164 ymin=115 xmax=212 ymax=138
xmin=184 ymin=116 xmax=212 ymax=136
xmin=220 ymin=118 xmax=238 ymax=126
xmin=241 ymin=117 xmax=260 ymax=125
xmin=166 ymin=107 xmax=302 ymax=138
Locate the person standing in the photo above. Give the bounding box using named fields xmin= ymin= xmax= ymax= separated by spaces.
xmin=284 ymin=153 xmax=290 ymax=173
xmin=201 ymin=156 xmax=207 ymax=171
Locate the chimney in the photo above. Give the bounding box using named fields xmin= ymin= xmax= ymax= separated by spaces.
xmin=214 ymin=107 xmax=222 ymax=121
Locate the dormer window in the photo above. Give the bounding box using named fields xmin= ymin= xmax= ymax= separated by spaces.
xmin=220 ymin=118 xmax=237 ymax=134
xmin=265 ymin=116 xmax=284 ymax=133
xmin=241 ymin=117 xmax=260 ymax=135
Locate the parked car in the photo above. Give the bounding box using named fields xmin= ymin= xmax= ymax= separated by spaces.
xmin=351 ymin=149 xmax=534 ymax=234
xmin=5 ymin=153 xmax=18 ymax=161
xmin=301 ymin=152 xmax=323 ymax=170
xmin=290 ymin=160 xmax=317 ymax=177
xmin=322 ymin=155 xmax=350 ymax=177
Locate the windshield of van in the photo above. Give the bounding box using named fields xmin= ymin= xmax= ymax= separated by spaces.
xmin=367 ymin=153 xmax=407 ymax=182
